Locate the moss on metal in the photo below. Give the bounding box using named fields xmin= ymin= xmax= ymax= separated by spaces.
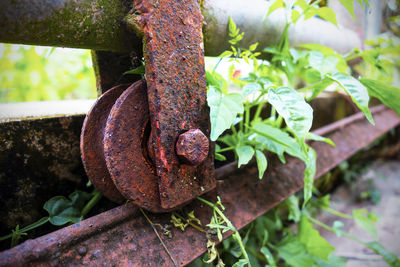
xmin=0 ymin=0 xmax=136 ymax=52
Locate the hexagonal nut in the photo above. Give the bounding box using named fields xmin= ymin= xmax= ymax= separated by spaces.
xmin=176 ymin=129 xmax=209 ymax=166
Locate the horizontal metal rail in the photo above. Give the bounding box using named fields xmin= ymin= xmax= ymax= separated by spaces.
xmin=0 ymin=105 xmax=398 ymax=266
xmin=0 ymin=0 xmax=361 ymax=54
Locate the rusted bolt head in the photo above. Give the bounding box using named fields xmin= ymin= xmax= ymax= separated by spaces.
xmin=176 ymin=129 xmax=209 ymax=166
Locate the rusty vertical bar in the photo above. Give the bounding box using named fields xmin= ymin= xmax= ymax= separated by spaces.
xmin=135 ymin=0 xmax=215 ymax=209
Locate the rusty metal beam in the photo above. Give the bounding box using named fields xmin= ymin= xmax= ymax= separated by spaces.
xmin=0 ymin=0 xmax=362 ymax=54
xmin=0 ymin=105 xmax=398 ymax=266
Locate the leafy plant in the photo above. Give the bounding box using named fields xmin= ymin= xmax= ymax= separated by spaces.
xmin=194 ymin=0 xmax=400 ymax=266
xmin=0 ymin=189 xmax=101 ymax=247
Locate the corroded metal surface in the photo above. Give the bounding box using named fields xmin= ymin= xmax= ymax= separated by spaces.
xmin=104 ymin=80 xmax=168 ymax=213
xmin=1 ymin=106 xmax=398 ymax=266
xmin=176 ymin=129 xmax=210 ymax=166
xmin=135 ymin=0 xmax=215 ymax=209
xmin=80 ymin=84 xmax=127 ymax=203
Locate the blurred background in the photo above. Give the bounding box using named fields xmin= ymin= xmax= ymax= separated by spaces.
xmin=0 ymin=45 xmax=96 ymax=103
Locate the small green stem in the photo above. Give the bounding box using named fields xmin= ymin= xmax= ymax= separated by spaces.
xmin=321 ymin=206 xmax=353 ymax=219
xmin=81 ymin=190 xmax=102 ymax=219
xmin=253 ymin=102 xmax=264 ymax=122
xmin=216 ymin=146 xmax=235 ymax=153
xmin=345 ymin=53 xmax=362 ymax=62
xmin=298 ymin=79 xmax=327 ymax=93
xmin=231 ymin=124 xmax=238 ymax=136
xmin=197 ymin=196 xmax=251 ymax=266
xmin=245 ymin=104 xmax=250 ymax=134
xmin=213 ymin=57 xmax=224 ymax=72
xmin=172 ymin=212 xmax=206 ymax=233
xmin=246 ymin=246 xmax=268 ymax=263
xmin=307 ymin=216 xmax=364 ymax=245
xmin=270 ymin=106 xmax=276 ymax=120
xmin=140 ymin=208 xmax=178 ymax=267
xmin=0 ymin=217 xmax=50 ymax=242
xmin=240 ymin=113 xmax=244 ymax=133
xmin=275 ymin=115 xmax=283 ymax=128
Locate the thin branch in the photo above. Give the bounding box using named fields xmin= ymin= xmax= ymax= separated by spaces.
xmin=140 ymin=208 xmax=178 ymax=267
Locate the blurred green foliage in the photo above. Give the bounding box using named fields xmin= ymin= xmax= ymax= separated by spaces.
xmin=0 ymin=44 xmax=97 ymax=103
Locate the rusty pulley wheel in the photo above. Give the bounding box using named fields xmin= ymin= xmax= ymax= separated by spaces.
xmin=104 ymin=79 xmax=171 ymax=212
xmin=80 ymin=84 xmax=128 ymax=204
xmin=81 ymin=80 xmax=172 ymax=212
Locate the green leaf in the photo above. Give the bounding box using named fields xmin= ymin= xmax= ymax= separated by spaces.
xmin=294 ymin=0 xmax=309 ymax=10
xmin=267 ymin=0 xmax=284 ymax=17
xmin=268 ymin=86 xmax=313 ymax=139
xmin=208 ymin=86 xmax=244 ymax=141
xmin=249 ymin=42 xmax=259 ymax=51
xmin=360 ymin=78 xmax=400 ymax=116
xmin=252 ymin=122 xmax=304 ymax=159
xmin=43 ymin=191 xmax=91 ymax=226
xmin=297 ymin=44 xmax=336 ymax=56
xmin=285 ymin=195 xmax=300 ymax=222
xmin=316 ymin=7 xmax=338 ymax=26
xmin=304 ymin=69 xmax=322 ymax=84
xmin=124 ymin=65 xmax=145 ymax=75
xmin=303 ymin=147 xmax=316 ymax=207
xmin=352 ymin=209 xmax=378 ymax=240
xmin=308 ymin=51 xmax=339 ymax=76
xmin=290 ymin=48 xmax=308 ymax=63
xmin=304 ymin=6 xmax=318 ymax=20
xmin=291 ymin=10 xmax=301 ymax=23
xmin=298 ymin=215 xmax=335 ymax=260
xmin=332 ymin=220 xmax=344 ymax=237
xmin=318 ymin=194 xmax=331 ymax=209
xmin=337 ymin=0 xmax=355 ymax=20
xmin=236 ymin=145 xmax=255 ymax=167
xmin=215 ymin=152 xmax=227 ymax=161
xmin=255 ymin=135 xmax=286 ymax=163
xmin=255 ymin=150 xmax=268 ymax=179
xmin=328 ymin=73 xmax=374 ymax=125
xmin=275 ymin=235 xmax=315 ymax=267
xmin=261 ymin=246 xmax=276 ymax=265
xmin=306 ymin=132 xmax=335 ymax=147
xmin=219 ymin=50 xmax=233 ymax=58
xmin=242 ymin=82 xmax=262 ymax=96
xmin=364 ymin=241 xmax=400 ymax=266
xmin=206 ymin=71 xmax=228 ymax=94
xmin=232 ymin=259 xmax=249 ymax=267
xmin=314 ymin=254 xmax=347 ymax=267
xmin=214 ymin=144 xmax=227 ymax=161
xmin=228 ymin=16 xmax=237 ymax=37
xmin=308 ymin=78 xmax=334 ymax=101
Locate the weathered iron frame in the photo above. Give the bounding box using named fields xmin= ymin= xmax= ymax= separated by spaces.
xmin=0 ymin=1 xmax=398 ymax=266
xmin=0 ymin=106 xmax=399 ymax=266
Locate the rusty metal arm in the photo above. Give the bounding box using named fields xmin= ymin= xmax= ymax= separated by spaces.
xmin=1 ymin=105 xmax=398 ymax=266
xmin=0 ymin=0 xmax=361 ymax=54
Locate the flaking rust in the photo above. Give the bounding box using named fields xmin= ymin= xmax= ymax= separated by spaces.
xmin=135 ymin=0 xmax=215 ymax=209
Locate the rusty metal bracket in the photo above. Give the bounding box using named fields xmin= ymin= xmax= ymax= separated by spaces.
xmin=2 ymin=105 xmax=398 ymax=266
xmin=135 ymin=0 xmax=215 ymax=209
xmin=81 ymin=0 xmax=215 ymax=211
